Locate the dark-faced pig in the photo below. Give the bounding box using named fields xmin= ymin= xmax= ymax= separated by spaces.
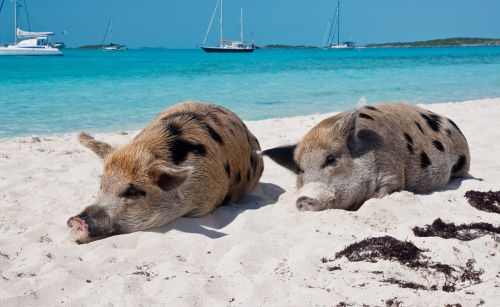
xmin=68 ymin=101 xmax=263 ymax=243
xmin=262 ymin=103 xmax=470 ymax=211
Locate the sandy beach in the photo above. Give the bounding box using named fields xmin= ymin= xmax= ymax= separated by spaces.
xmin=0 ymin=98 xmax=499 ymax=306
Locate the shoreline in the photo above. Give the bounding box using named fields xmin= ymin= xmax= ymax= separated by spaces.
xmin=1 ymin=98 xmax=500 ymax=305
xmin=1 ymin=97 xmax=500 ymax=142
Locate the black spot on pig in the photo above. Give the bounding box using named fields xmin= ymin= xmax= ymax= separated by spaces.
xmin=246 ymin=170 xmax=251 ymax=182
xmin=236 ymin=171 xmax=241 ymax=183
xmin=446 ymin=129 xmax=452 ymax=136
xmin=420 ymin=113 xmax=442 ymax=132
xmin=415 ymin=122 xmax=425 ymax=134
xmin=359 ymin=113 xmax=374 ymax=120
xmin=165 ymin=123 xmax=182 ymax=137
xmin=404 ymin=133 xmax=413 ymax=145
xmin=170 ymin=139 xmax=207 ymax=165
xmin=432 ymin=140 xmax=445 ymax=152
xmin=224 ymin=162 xmax=231 ymax=178
xmin=407 ymin=143 xmax=414 ymax=154
xmin=203 ymin=111 xmax=222 ymax=126
xmin=205 ymin=124 xmax=223 ymax=145
xmin=168 ymin=112 xmax=224 ymax=145
xmin=365 ymin=106 xmax=380 ymax=112
xmin=420 ymin=152 xmax=431 ymax=168
xmin=452 ymin=155 xmax=467 ymax=174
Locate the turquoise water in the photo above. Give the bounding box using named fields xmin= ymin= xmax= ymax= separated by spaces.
xmin=1 ymin=47 xmax=500 ymax=138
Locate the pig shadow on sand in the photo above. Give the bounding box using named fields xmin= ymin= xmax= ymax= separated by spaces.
xmin=147 ymin=182 xmax=285 ymax=239
xmin=432 ymin=174 xmax=483 ymax=193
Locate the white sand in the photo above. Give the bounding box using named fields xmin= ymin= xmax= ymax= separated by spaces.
xmin=1 ymin=98 xmax=499 ymax=306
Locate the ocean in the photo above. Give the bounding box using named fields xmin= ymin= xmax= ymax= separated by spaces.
xmin=1 ymin=47 xmax=500 ymax=138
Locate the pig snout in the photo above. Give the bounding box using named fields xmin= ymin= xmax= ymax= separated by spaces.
xmin=67 ymin=213 xmax=94 ymax=244
xmin=67 ymin=205 xmax=114 ymax=243
xmin=296 ymin=182 xmax=335 ymax=211
xmin=67 ymin=211 xmax=98 ymax=244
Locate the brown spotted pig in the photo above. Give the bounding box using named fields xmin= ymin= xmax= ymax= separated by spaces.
xmin=262 ymin=103 xmax=470 ymax=211
xmin=68 ymin=101 xmax=263 ymax=243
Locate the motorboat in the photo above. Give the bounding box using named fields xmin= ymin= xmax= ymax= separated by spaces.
xmin=0 ymin=1 xmax=62 ymax=56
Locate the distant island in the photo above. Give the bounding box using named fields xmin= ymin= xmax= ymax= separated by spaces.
xmin=77 ymin=45 xmax=103 ymax=50
xmin=366 ymin=37 xmax=500 ymax=48
xmin=262 ymin=44 xmax=318 ymax=50
xmin=73 ymin=38 xmax=500 ymax=50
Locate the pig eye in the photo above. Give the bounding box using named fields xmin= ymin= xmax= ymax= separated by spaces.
xmin=322 ymin=155 xmax=337 ymax=168
xmin=120 ymin=184 xmax=146 ymax=198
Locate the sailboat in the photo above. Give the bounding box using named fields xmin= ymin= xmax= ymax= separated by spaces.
xmin=201 ymin=0 xmax=254 ymax=53
xmin=0 ymin=0 xmax=62 ymax=56
xmin=323 ymin=0 xmax=355 ymax=49
xmin=100 ymin=18 xmax=127 ymax=51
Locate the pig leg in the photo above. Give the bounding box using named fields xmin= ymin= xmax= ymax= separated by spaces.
xmin=373 ymin=172 xmax=404 ymax=199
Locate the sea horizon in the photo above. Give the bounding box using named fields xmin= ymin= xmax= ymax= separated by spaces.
xmin=1 ymin=46 xmax=500 ymax=138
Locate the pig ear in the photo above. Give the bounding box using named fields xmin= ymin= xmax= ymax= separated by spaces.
xmin=78 ymin=132 xmax=115 ymax=160
xmin=261 ymin=145 xmax=301 ymax=174
xmin=339 ymin=112 xmax=382 ymax=156
xmin=336 ymin=111 xmax=359 ymax=136
xmin=153 ymin=163 xmax=192 ymax=192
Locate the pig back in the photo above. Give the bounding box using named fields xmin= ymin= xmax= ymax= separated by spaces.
xmin=356 ymin=103 xmax=470 ymax=193
xmin=134 ymin=101 xmax=264 ymax=216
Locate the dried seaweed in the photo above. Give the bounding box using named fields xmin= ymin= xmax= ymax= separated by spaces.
xmin=465 ymin=190 xmax=500 ymax=214
xmin=413 ymin=218 xmax=500 ymax=241
xmin=330 ymin=236 xmax=484 ymax=292
xmin=334 ymin=236 xmax=423 ymax=265
xmin=382 ymin=278 xmax=427 ymax=290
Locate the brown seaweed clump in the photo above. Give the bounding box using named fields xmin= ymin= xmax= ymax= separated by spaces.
xmin=413 ymin=218 xmax=500 ymax=241
xmin=465 ymin=190 xmax=500 ymax=214
xmin=334 ymin=236 xmax=424 ymax=265
xmin=331 ymin=236 xmax=484 ymax=292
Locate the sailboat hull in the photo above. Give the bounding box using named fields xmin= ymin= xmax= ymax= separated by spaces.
xmin=0 ymin=46 xmax=63 ymax=56
xmin=202 ymin=46 xmax=254 ymax=53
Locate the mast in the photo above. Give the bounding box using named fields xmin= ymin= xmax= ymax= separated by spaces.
xmin=337 ymin=0 xmax=340 ymax=45
xmin=203 ymin=0 xmax=220 ymax=46
xmin=109 ymin=18 xmax=113 ymax=44
xmin=13 ymin=0 xmax=17 ymax=43
xmin=100 ymin=19 xmax=112 ymax=48
xmin=322 ymin=20 xmax=328 ymax=47
xmin=219 ymin=0 xmax=223 ymax=46
xmin=240 ymin=8 xmax=243 ymax=42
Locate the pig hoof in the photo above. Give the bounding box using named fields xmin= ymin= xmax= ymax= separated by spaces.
xmin=296 ymin=196 xmax=322 ymax=211
xmin=67 ymin=217 xmax=90 ymax=244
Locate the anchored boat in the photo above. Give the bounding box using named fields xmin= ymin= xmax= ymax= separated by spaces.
xmin=201 ymin=0 xmax=254 ymax=53
xmin=0 ymin=0 xmax=62 ymax=56
xmin=323 ymin=0 xmax=355 ymax=49
xmin=100 ymin=18 xmax=127 ymax=51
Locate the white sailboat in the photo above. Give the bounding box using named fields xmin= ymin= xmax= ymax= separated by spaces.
xmin=201 ymin=0 xmax=254 ymax=53
xmin=0 ymin=0 xmax=62 ymax=56
xmin=100 ymin=18 xmax=127 ymax=51
xmin=323 ymin=0 xmax=355 ymax=49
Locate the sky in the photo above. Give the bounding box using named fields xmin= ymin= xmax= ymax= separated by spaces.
xmin=0 ymin=0 xmax=499 ymax=48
